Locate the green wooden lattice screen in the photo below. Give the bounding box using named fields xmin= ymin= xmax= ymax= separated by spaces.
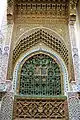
xmin=19 ymin=54 xmax=62 ymax=96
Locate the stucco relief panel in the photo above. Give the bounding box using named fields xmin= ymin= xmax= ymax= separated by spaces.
xmin=12 ymin=23 xmax=70 ymax=50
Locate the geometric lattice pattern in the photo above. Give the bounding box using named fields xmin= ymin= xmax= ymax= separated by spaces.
xmin=0 ymin=92 xmax=13 ymax=120
xmin=13 ymin=29 xmax=69 ymax=66
xmin=13 ymin=96 xmax=69 ymax=120
xmin=15 ymin=0 xmax=69 ymax=19
xmin=19 ymin=53 xmax=62 ymax=96
xmin=68 ymin=92 xmax=80 ymax=120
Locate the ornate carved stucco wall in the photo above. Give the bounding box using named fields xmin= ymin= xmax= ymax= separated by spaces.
xmin=1 ymin=0 xmax=80 ymax=120
xmin=6 ymin=0 xmax=74 ymax=82
xmin=5 ymin=0 xmax=80 ymax=88
xmin=13 ymin=23 xmax=71 ymax=50
xmin=7 ymin=21 xmax=73 ymax=84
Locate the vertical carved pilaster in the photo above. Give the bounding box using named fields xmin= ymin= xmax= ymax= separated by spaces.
xmin=69 ymin=0 xmax=77 ymax=16
xmin=3 ymin=21 xmax=14 ymax=85
xmin=0 ymin=32 xmax=6 ymax=91
xmin=7 ymin=0 xmax=14 ymax=16
xmin=0 ymin=0 xmax=14 ymax=91
xmin=0 ymin=33 xmax=3 ymax=83
xmin=68 ymin=0 xmax=80 ymax=91
xmin=0 ymin=23 xmax=14 ymax=92
xmin=69 ymin=19 xmax=80 ymax=91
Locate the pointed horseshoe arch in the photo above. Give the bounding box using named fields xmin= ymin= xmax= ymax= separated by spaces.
xmin=13 ymin=46 xmax=69 ymax=95
xmin=12 ymin=27 xmax=70 ymax=95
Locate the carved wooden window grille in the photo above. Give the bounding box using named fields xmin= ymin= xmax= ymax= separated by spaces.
xmin=19 ymin=53 xmax=62 ymax=96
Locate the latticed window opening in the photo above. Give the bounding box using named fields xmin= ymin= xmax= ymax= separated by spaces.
xmin=19 ymin=53 xmax=62 ymax=96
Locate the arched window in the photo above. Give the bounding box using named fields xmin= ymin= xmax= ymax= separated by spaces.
xmin=19 ymin=53 xmax=62 ymax=96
